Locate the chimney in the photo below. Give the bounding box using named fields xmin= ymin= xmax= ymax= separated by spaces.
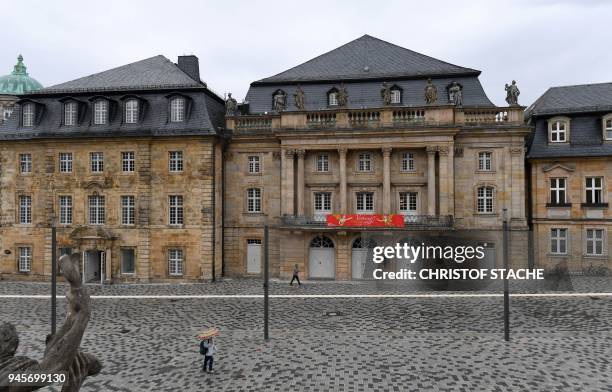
xmin=177 ymin=55 xmax=201 ymax=82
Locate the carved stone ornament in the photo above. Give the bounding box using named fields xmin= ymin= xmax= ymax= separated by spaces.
xmin=448 ymin=82 xmax=463 ymax=106
xmin=0 ymin=254 xmax=102 ymax=391
xmin=337 ymin=83 xmax=348 ymax=107
xmin=293 ymin=86 xmax=305 ymax=110
xmin=273 ymin=90 xmax=287 ymax=112
xmin=505 ymin=80 xmax=520 ymax=106
xmin=284 ymin=149 xmax=295 ymax=158
xmin=438 ymin=145 xmax=449 ymax=156
xmin=425 ymin=78 xmax=437 ymax=104
xmin=380 ymin=82 xmax=392 ymax=106
xmin=225 ymin=93 xmax=238 ymax=116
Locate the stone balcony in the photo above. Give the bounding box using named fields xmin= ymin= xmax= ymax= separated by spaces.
xmin=226 ymin=106 xmax=524 ymax=132
xmin=280 ymin=215 xmax=454 ymax=230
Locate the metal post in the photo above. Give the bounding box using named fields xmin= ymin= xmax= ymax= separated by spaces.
xmin=51 ymin=222 xmax=57 ymax=336
xmin=263 ymin=224 xmax=269 ymax=340
xmin=502 ymin=208 xmax=510 ymax=342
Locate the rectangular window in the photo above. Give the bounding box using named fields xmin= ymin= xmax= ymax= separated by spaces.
xmin=316 ymin=154 xmax=329 ymax=172
xmin=88 ymin=195 xmax=105 ymax=225
xmin=549 ymin=178 xmax=567 ymax=204
xmin=169 ymin=151 xmax=183 ymax=172
xmin=19 ymin=195 xmax=32 ymax=224
xmin=314 ymin=192 xmax=332 ymax=221
xmin=59 ymin=196 xmax=72 ymax=225
xmin=90 ymin=152 xmax=104 ymax=173
xmin=586 ymin=229 xmax=604 ymax=256
xmin=59 ymin=152 xmax=73 ymax=173
xmin=18 ymin=247 xmax=32 ymax=272
xmin=401 ymin=153 xmax=415 ymax=172
xmin=550 ymin=228 xmax=567 ymax=255
xmin=585 ymin=177 xmax=603 ymax=204
xmin=399 ymin=192 xmax=418 ymax=213
xmin=122 ymin=151 xmax=135 ymax=172
xmin=477 ymin=187 xmax=494 ymax=213
xmin=550 ymin=121 xmax=567 ymax=142
xmin=64 ymin=102 xmax=78 ymax=126
xmin=94 ymin=100 xmax=108 ymax=125
xmin=356 ymin=192 xmax=374 ymax=213
xmin=22 ymin=103 xmax=34 ymax=127
xmin=478 ymin=152 xmax=492 ymax=171
xmin=168 ymin=248 xmax=184 ymax=276
xmin=248 ymin=155 xmax=261 ymax=174
xmin=606 ymin=119 xmax=612 ymax=140
xmin=121 ymin=248 xmax=135 ymax=274
xmin=169 ymin=195 xmax=184 ymax=225
xmin=358 ymin=153 xmax=372 ymax=172
xmin=247 ymin=188 xmax=262 ymax=213
xmin=391 ymin=89 xmax=401 ymax=104
xmin=125 ymin=99 xmax=139 ymax=124
xmin=170 ymin=97 xmax=185 ymax=122
xmin=19 ymin=153 xmax=32 ymax=174
xmin=121 ymin=195 xmax=135 ymax=225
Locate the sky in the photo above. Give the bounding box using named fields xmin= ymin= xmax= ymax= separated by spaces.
xmin=3 ymin=0 xmax=612 ymax=107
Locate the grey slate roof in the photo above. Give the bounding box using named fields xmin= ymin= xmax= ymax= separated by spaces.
xmin=29 ymin=55 xmax=204 ymax=94
xmin=526 ymin=82 xmax=612 ymax=116
xmin=254 ymin=35 xmax=480 ymax=84
xmin=245 ymin=76 xmax=494 ymax=114
xmin=527 ymin=83 xmax=612 ymax=159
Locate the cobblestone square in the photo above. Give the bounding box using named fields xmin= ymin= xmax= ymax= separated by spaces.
xmin=1 ymin=279 xmax=611 ymax=391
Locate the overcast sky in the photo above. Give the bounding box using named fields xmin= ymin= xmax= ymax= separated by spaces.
xmin=3 ymin=0 xmax=612 ymax=106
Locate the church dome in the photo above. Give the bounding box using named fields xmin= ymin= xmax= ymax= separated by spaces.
xmin=0 ymin=55 xmax=43 ymax=95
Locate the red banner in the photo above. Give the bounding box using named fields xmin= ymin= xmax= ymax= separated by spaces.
xmin=326 ymin=214 xmax=405 ymax=228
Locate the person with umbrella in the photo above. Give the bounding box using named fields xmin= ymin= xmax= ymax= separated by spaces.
xmin=198 ymin=327 xmax=219 ymax=373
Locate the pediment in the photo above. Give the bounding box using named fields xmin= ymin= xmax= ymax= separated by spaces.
xmin=542 ymin=163 xmax=576 ymax=173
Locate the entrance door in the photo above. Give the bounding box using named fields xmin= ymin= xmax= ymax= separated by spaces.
xmin=309 ymin=236 xmax=335 ymax=279
xmin=82 ymin=250 xmax=102 ymax=284
xmin=352 ymin=237 xmax=376 ymax=280
xmin=246 ymin=239 xmax=262 ymax=274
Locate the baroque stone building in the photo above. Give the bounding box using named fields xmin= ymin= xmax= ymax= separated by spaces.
xmin=0 ymin=55 xmax=43 ymax=124
xmin=224 ymin=35 xmax=530 ymax=280
xmin=0 ymin=55 xmax=224 ymax=282
xmin=527 ymin=83 xmax=612 ymax=271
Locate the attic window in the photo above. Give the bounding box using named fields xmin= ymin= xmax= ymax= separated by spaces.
xmin=548 ymin=117 xmax=569 ymax=143
xmin=390 ymin=86 xmax=402 ymax=104
xmin=22 ymin=103 xmax=35 ymax=127
xmin=94 ymin=100 xmax=108 ymax=125
xmin=328 ymin=90 xmax=338 ymax=106
xmin=125 ymin=99 xmax=139 ymax=124
xmin=64 ymin=101 xmax=78 ymax=126
xmin=170 ymin=97 xmax=185 ymax=122
xmin=603 ymin=115 xmax=612 ymax=141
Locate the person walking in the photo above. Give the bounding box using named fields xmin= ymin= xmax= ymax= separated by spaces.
xmin=290 ymin=263 xmax=301 ymax=286
xmin=200 ymin=338 xmax=217 ymax=373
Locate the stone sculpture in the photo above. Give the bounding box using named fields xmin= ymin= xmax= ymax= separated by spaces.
xmin=337 ymin=83 xmax=348 ymax=107
xmin=225 ymin=93 xmax=237 ymax=116
xmin=505 ymin=80 xmax=520 ymax=106
xmin=273 ymin=90 xmax=287 ymax=112
xmin=425 ymin=78 xmax=437 ymax=104
xmin=381 ymin=82 xmax=392 ymax=106
xmin=293 ymin=86 xmax=305 ymax=110
xmin=449 ymin=81 xmax=463 ymax=106
xmin=0 ymin=254 xmax=102 ymax=391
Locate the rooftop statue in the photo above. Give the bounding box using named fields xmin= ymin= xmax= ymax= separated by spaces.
xmin=425 ymin=78 xmax=437 ymax=104
xmin=449 ymin=81 xmax=463 ymax=106
xmin=293 ymin=86 xmax=305 ymax=110
xmin=337 ymin=83 xmax=348 ymax=107
xmin=505 ymin=80 xmax=520 ymax=106
xmin=0 ymin=254 xmax=101 ymax=391
xmin=225 ymin=93 xmax=237 ymax=116
xmin=381 ymin=82 xmax=392 ymax=106
xmin=273 ymin=90 xmax=287 ymax=112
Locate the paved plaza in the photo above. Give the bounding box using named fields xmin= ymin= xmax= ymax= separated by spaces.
xmin=1 ymin=278 xmax=611 ymax=391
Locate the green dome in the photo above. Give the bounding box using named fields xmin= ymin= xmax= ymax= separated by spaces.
xmin=0 ymin=55 xmax=43 ymax=95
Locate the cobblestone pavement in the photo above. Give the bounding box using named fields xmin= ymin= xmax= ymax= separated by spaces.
xmin=1 ymin=275 xmax=611 ymax=296
xmin=1 ymin=281 xmax=611 ymax=391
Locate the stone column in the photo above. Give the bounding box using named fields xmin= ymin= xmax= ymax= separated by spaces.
xmin=296 ymin=149 xmax=305 ymax=216
xmin=283 ymin=149 xmax=295 ymax=215
xmin=510 ymin=146 xmax=525 ymax=221
xmin=382 ymin=147 xmax=392 ymax=214
xmin=438 ymin=146 xmax=449 ymax=216
xmin=338 ymin=148 xmax=348 ymax=214
xmin=426 ymin=146 xmax=437 ymax=216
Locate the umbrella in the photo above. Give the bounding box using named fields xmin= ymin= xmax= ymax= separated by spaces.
xmin=196 ymin=327 xmax=220 ymax=340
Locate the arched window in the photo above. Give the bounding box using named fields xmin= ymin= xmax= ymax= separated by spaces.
xmin=22 ymin=103 xmax=35 ymax=127
xmin=170 ymin=97 xmax=185 ymax=122
xmin=352 ymin=237 xmax=376 ymax=249
xmin=390 ymin=85 xmax=402 ymax=104
xmin=310 ymin=236 xmax=334 ymax=248
xmin=93 ymin=99 xmax=108 ymax=125
xmin=477 ymin=186 xmax=494 ymax=213
xmin=125 ymin=99 xmax=139 ymax=124
xmin=327 ymin=89 xmax=338 ymax=106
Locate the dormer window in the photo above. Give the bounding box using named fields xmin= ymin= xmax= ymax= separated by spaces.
xmin=125 ymin=99 xmax=139 ymax=124
xmin=328 ymin=90 xmax=338 ymax=106
xmin=391 ymin=89 xmax=401 ymax=104
xmin=549 ymin=117 xmax=569 ymax=143
xmin=93 ymin=100 xmax=108 ymax=125
xmin=603 ymin=115 xmax=612 ymax=141
xmin=22 ymin=103 xmax=34 ymax=127
xmin=64 ymin=101 xmax=78 ymax=126
xmin=170 ymin=97 xmax=185 ymax=122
